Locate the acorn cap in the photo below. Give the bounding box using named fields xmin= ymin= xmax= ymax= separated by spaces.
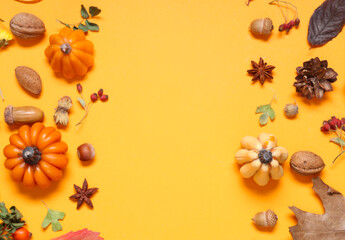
xmin=265 ymin=209 xmax=278 ymax=227
xmin=284 ymin=103 xmax=298 ymax=118
xmin=262 ymin=18 xmax=274 ymax=35
xmin=4 ymin=105 xmax=14 ymax=125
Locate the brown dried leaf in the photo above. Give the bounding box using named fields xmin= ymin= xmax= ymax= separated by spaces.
xmin=289 ymin=177 xmax=345 ymax=240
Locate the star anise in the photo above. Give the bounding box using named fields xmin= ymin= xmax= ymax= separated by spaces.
xmin=69 ymin=179 xmax=98 ymax=209
xmin=247 ymin=57 xmax=275 ymax=84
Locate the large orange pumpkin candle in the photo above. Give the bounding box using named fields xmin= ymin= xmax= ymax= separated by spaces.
xmin=44 ymin=27 xmax=94 ymax=79
xmin=3 ymin=123 xmax=68 ymax=188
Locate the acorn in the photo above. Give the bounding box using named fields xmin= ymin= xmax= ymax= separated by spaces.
xmin=4 ymin=105 xmax=44 ymax=125
xmin=249 ymin=18 xmax=274 ymax=37
xmin=252 ymin=209 xmax=278 ymax=228
xmin=284 ymin=102 xmax=298 ymax=118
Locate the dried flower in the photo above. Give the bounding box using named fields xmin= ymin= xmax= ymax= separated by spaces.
xmin=294 ymin=57 xmax=338 ymax=99
xmin=0 ymin=29 xmax=13 ymax=47
xmin=54 ymin=96 xmax=72 ymax=127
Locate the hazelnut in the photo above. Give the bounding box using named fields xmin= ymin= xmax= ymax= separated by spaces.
xmin=77 ymin=143 xmax=95 ymax=161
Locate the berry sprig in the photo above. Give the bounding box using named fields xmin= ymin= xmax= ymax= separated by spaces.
xmin=321 ymin=116 xmax=345 ymax=163
xmin=76 ymin=83 xmax=108 ymax=126
xmin=269 ymin=0 xmax=300 ymax=32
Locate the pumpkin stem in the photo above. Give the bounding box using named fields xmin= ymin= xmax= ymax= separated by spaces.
xmin=23 ymin=146 xmax=42 ymax=165
xmin=258 ymin=149 xmax=273 ymax=164
xmin=60 ymin=43 xmax=72 ymax=54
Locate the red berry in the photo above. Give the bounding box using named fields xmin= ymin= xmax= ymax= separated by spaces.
xmin=337 ymin=119 xmax=342 ymax=128
xmin=341 ymin=118 xmax=345 ymax=125
xmin=279 ymin=24 xmax=285 ymax=32
xmin=328 ymin=119 xmax=337 ymax=130
xmin=13 ymin=227 xmax=31 ymax=240
xmin=323 ymin=122 xmax=330 ymax=131
xmin=76 ymin=83 xmax=83 ymax=93
xmin=98 ymin=89 xmax=103 ymax=97
xmin=289 ymin=20 xmax=295 ymax=27
xmin=100 ymin=94 xmax=108 ymax=101
xmin=90 ymin=93 xmax=98 ymax=102
xmin=294 ymin=18 xmax=300 ymax=26
xmin=286 ymin=22 xmax=293 ymax=30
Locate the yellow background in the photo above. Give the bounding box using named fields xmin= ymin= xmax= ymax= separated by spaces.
xmin=1 ymin=0 xmax=345 ymax=239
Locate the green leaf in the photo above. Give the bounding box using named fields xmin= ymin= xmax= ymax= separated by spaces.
xmin=330 ymin=137 xmax=345 ymax=147
xmin=256 ymin=102 xmax=275 ymax=125
xmin=267 ymin=108 xmax=275 ymax=120
xmin=85 ymin=20 xmax=99 ymax=31
xmin=11 ymin=223 xmax=24 ymax=229
xmin=78 ymin=23 xmax=88 ymax=33
xmin=41 ymin=202 xmax=65 ymax=232
xmin=255 ymin=104 xmax=271 ymax=114
xmin=89 ymin=6 xmax=101 ymax=17
xmin=81 ymin=5 xmax=90 ymax=19
xmin=78 ymin=97 xmax=86 ymax=109
xmin=259 ymin=113 xmax=269 ymax=126
xmin=0 ymin=203 xmax=8 ymax=214
xmin=10 ymin=206 xmax=23 ymax=220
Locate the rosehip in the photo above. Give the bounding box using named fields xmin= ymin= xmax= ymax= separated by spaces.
xmin=100 ymin=94 xmax=108 ymax=101
xmin=76 ymin=83 xmax=83 ymax=93
xmin=13 ymin=227 xmax=31 ymax=240
xmin=328 ymin=118 xmax=337 ymax=130
xmin=90 ymin=93 xmax=98 ymax=102
xmin=98 ymin=89 xmax=103 ymax=97
xmin=323 ymin=122 xmax=330 ymax=132
xmin=337 ymin=119 xmax=342 ymax=128
xmin=341 ymin=118 xmax=345 ymax=125
xmin=279 ymin=24 xmax=285 ymax=32
xmin=294 ymin=18 xmax=300 ymax=26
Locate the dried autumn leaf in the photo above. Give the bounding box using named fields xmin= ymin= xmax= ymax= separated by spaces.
xmin=308 ymin=0 xmax=345 ymax=47
xmin=51 ymin=228 xmax=104 ymax=240
xmin=289 ymin=177 xmax=345 ymax=239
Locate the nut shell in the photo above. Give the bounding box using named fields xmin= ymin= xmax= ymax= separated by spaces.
xmin=290 ymin=151 xmax=325 ymax=175
xmin=15 ymin=66 xmax=42 ymax=95
xmin=10 ymin=13 xmax=45 ymax=39
xmin=77 ymin=143 xmax=95 ymax=161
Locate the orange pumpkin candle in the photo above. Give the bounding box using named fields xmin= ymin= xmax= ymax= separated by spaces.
xmin=44 ymin=27 xmax=94 ymax=79
xmin=3 ymin=123 xmax=68 ymax=188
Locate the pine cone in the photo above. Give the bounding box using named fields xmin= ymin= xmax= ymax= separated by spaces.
xmin=293 ymin=57 xmax=338 ymax=99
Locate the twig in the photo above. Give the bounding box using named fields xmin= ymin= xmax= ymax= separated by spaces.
xmin=333 ymin=150 xmax=345 ymax=164
xmin=75 ymin=102 xmax=93 ymax=126
xmin=270 ymin=0 xmax=298 ymax=18
xmin=0 ymin=88 xmax=4 ymax=101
